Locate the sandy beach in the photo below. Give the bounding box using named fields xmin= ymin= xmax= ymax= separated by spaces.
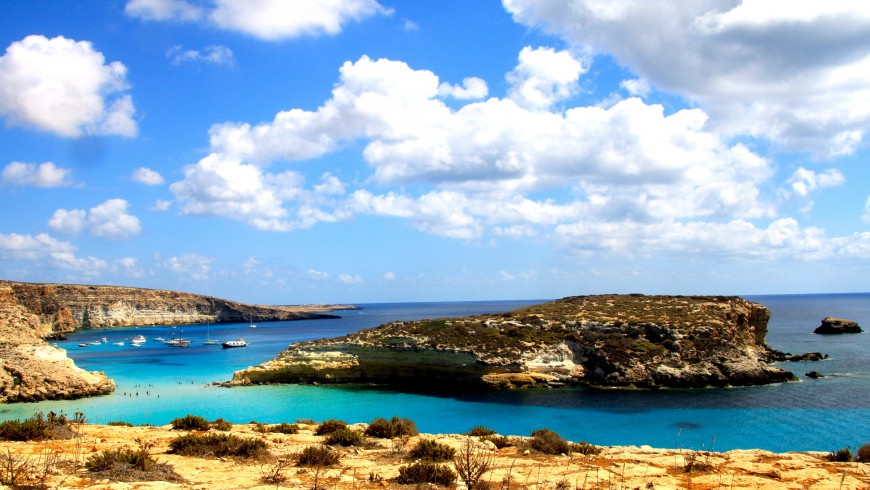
xmin=1 ymin=421 xmax=867 ymax=489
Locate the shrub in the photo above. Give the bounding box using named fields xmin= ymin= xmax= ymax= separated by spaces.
xmin=453 ymin=437 xmax=492 ymax=490
xmin=467 ymin=425 xmax=496 ymax=437
xmin=570 ymin=441 xmax=602 ymax=456
xmin=856 ymin=443 xmax=870 ymax=463
xmin=0 ymin=412 xmax=72 ymax=441
xmin=827 ymin=447 xmax=854 ymax=462
xmin=396 ymin=461 xmax=456 ymax=486
xmin=269 ymin=422 xmax=299 ymax=434
xmin=170 ymin=414 xmax=210 ymax=431
xmin=480 ymin=435 xmax=512 ymax=449
xmin=210 ymin=418 xmax=233 ymax=431
xmin=296 ymin=445 xmax=340 ymax=467
xmin=528 ymin=428 xmax=570 ymax=455
xmin=410 ymin=439 xmax=456 ymax=462
xmin=325 ymin=428 xmax=364 ymax=447
xmin=314 ymin=419 xmax=347 ymax=436
xmin=86 ymin=448 xmax=152 ymax=472
xmin=169 ymin=433 xmax=269 ymax=459
xmin=107 ymin=420 xmax=134 ymax=427
xmin=85 ymin=447 xmax=184 ymax=482
xmin=365 ymin=416 xmax=419 ymax=438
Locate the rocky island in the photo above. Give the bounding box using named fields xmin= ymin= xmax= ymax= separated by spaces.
xmin=231 ymin=294 xmax=798 ymax=390
xmin=0 ymin=280 xmax=348 ymax=403
xmin=814 ymin=317 xmax=863 ymax=334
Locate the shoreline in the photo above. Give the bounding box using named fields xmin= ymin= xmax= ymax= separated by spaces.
xmin=2 ymin=420 xmax=867 ymax=489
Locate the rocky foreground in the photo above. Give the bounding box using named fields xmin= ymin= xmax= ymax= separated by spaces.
xmin=232 ymin=295 xmax=798 ymax=390
xmin=1 ymin=422 xmax=867 ymax=489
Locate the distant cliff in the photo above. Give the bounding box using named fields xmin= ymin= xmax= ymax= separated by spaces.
xmin=231 ymin=294 xmax=797 ymax=390
xmin=0 ymin=280 xmax=343 ymax=337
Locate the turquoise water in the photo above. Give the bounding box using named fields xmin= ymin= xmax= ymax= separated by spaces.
xmin=2 ymin=295 xmax=868 ymax=453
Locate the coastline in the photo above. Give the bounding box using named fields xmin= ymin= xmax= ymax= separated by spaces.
xmin=2 ymin=421 xmax=867 ymax=489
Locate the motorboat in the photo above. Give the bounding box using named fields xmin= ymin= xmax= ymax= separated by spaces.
xmin=113 ymin=341 xmax=125 ymax=346
xmin=222 ymin=338 xmax=248 ymax=348
xmin=78 ymin=342 xmax=90 ymax=347
xmin=131 ymin=335 xmax=147 ymax=343
xmin=164 ymin=338 xmax=190 ymax=347
xmin=89 ymin=340 xmax=102 ymax=345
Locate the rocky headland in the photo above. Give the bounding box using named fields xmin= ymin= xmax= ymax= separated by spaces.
xmin=0 ymin=280 xmax=349 ymax=403
xmin=231 ymin=294 xmax=800 ymax=390
xmin=814 ymin=316 xmax=863 ymax=334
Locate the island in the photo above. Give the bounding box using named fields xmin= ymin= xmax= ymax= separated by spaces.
xmin=230 ymin=294 xmax=799 ymax=390
xmin=0 ymin=280 xmax=350 ymax=403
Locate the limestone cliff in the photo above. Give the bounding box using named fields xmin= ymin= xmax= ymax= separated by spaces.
xmin=231 ymin=294 xmax=797 ymax=390
xmin=0 ymin=284 xmax=114 ymax=403
xmin=1 ymin=280 xmax=342 ymax=337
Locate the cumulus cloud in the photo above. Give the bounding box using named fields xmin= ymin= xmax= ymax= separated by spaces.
xmin=0 ymin=232 xmax=107 ymax=272
xmin=502 ymin=0 xmax=870 ymax=157
xmin=338 ymin=273 xmax=364 ymax=284
xmin=152 ymin=199 xmax=172 ymax=211
xmin=438 ymin=77 xmax=488 ymax=100
xmin=786 ymin=167 xmax=845 ymax=197
xmin=48 ymin=198 xmax=142 ymax=239
xmin=507 ymin=46 xmax=586 ymax=110
xmin=0 ymin=35 xmax=136 ymax=137
xmin=159 ymin=253 xmax=213 ymax=281
xmin=132 ymin=167 xmax=165 ymax=186
xmin=1 ymin=162 xmax=74 ymax=187
xmin=126 ymin=0 xmax=390 ymax=40
xmin=166 ymin=45 xmax=235 ymax=66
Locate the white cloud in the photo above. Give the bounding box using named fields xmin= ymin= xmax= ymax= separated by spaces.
xmin=786 ymin=167 xmax=845 ymax=197
xmin=507 ymin=46 xmax=585 ymax=110
xmin=0 ymin=35 xmax=136 ymax=137
xmin=124 ymin=0 xmax=203 ymax=21
xmin=152 ymin=199 xmax=172 ymax=211
xmin=48 ymin=198 xmax=142 ymax=239
xmin=1 ymin=162 xmax=74 ymax=187
xmin=383 ymin=271 xmax=396 ymax=280
xmin=166 ymin=45 xmax=235 ymax=67
xmin=307 ymin=269 xmax=329 ymax=280
xmin=126 ymin=0 xmax=390 ymax=40
xmin=338 ymin=273 xmax=364 ymax=284
xmin=620 ymin=78 xmax=650 ymax=97
xmin=0 ymin=232 xmax=107 ymax=272
xmin=438 ymin=77 xmax=488 ymax=100
xmin=132 ymin=167 xmax=165 ymax=186
xmin=159 ymin=253 xmax=214 ymax=281
xmin=502 ymin=0 xmax=870 ymax=158
xmin=863 ymin=197 xmax=870 ymax=224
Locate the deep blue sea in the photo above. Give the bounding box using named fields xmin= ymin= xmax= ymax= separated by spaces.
xmin=2 ymin=294 xmax=868 ymax=453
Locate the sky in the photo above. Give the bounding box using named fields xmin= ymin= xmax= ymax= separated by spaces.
xmin=1 ymin=0 xmax=869 ymax=305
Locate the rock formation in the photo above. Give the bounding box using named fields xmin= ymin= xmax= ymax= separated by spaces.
xmin=231 ymin=294 xmax=798 ymax=390
xmin=813 ymin=317 xmax=863 ymax=334
xmin=0 ymin=284 xmax=114 ymax=402
xmin=0 ymin=280 xmax=342 ymax=337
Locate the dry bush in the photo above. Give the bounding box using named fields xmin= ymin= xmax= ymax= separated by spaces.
xmin=453 ymin=437 xmax=492 ymax=490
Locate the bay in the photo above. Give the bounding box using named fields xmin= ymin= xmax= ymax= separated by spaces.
xmin=1 ymin=295 xmax=868 ymax=453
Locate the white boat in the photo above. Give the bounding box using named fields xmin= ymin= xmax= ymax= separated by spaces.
xmin=202 ymin=322 xmax=220 ymax=345
xmin=113 ymin=341 xmax=125 ymax=346
xmin=249 ymin=314 xmax=256 ymax=328
xmin=101 ymin=337 xmax=107 ymax=343
xmin=89 ymin=340 xmax=102 ymax=345
xmin=222 ymin=338 xmax=248 ymax=348
xmin=78 ymin=342 xmax=90 ymax=347
xmin=152 ymin=337 xmax=164 ymax=341
xmin=131 ymin=335 xmax=147 ymax=343
xmin=165 ymin=338 xmax=190 ymax=347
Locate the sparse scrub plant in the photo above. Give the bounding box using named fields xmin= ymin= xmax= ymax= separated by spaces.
xmin=325 ymin=428 xmax=364 ymax=447
xmin=85 ymin=442 xmax=183 ymax=483
xmin=169 ymin=433 xmax=269 ymax=459
xmin=453 ymin=437 xmax=492 ymax=490
xmin=170 ymin=414 xmax=210 ymax=431
xmin=210 ymin=418 xmax=232 ymax=431
xmin=396 ymin=461 xmax=457 ymax=486
xmin=410 ymin=439 xmax=456 ymax=462
xmin=570 ymin=441 xmax=602 ymax=455
xmin=107 ymin=420 xmax=134 ymax=427
xmin=856 ymin=442 xmax=870 ymax=462
xmin=0 ymin=412 xmax=73 ymax=441
xmin=467 ymin=425 xmax=496 ymax=437
xmin=826 ymin=447 xmax=854 ymax=462
xmin=528 ymin=428 xmax=570 ymax=455
xmin=314 ymin=419 xmax=347 ymax=435
xmin=480 ymin=434 xmax=512 ymax=449
xmin=269 ymin=422 xmax=299 ymax=434
xmin=365 ymin=416 xmax=418 ymax=438
xmin=296 ymin=445 xmax=340 ymax=467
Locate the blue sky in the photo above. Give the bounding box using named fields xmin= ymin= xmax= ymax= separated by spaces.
xmin=1 ymin=1 xmax=869 ymax=304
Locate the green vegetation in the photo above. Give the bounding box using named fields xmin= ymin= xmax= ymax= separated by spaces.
xmin=364 ymin=416 xmax=418 ymax=438
xmin=210 ymin=418 xmax=232 ymax=431
xmin=481 ymin=434 xmax=513 ymax=449
xmin=324 ymin=428 xmax=364 ymax=447
xmin=296 ymin=445 xmax=340 ymax=467
xmin=857 ymin=443 xmax=870 ymax=463
xmin=314 ymin=419 xmax=347 ymax=436
xmin=466 ymin=425 xmax=496 ymax=437
xmin=396 ymin=461 xmax=456 ymax=486
xmin=0 ymin=412 xmax=74 ymax=441
xmin=268 ymin=422 xmax=300 ymax=434
xmin=85 ymin=441 xmax=184 ymax=483
xmin=409 ymin=439 xmax=456 ymax=462
xmin=570 ymin=441 xmax=602 ymax=456
xmin=107 ymin=420 xmax=134 ymax=427
xmin=827 ymin=447 xmax=854 ymax=462
xmin=527 ymin=428 xmax=570 ymax=455
xmin=168 ymin=433 xmax=269 ymax=459
xmin=170 ymin=414 xmax=210 ymax=431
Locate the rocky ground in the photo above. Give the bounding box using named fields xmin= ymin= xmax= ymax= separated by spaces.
xmin=1 ymin=422 xmax=867 ymax=489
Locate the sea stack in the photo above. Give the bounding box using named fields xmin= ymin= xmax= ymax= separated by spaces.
xmin=813 ymin=317 xmax=863 ymax=335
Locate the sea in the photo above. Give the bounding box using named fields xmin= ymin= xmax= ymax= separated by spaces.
xmin=1 ymin=294 xmax=868 ymax=453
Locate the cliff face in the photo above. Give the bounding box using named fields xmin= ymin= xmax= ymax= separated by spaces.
xmin=0 ymin=285 xmax=114 ymax=403
xmin=1 ymin=280 xmax=340 ymax=336
xmin=232 ymin=294 xmax=796 ymax=390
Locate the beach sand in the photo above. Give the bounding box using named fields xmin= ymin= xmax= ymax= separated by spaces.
xmin=1 ymin=422 xmax=867 ymax=489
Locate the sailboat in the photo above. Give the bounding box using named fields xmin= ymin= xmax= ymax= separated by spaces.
xmin=202 ymin=320 xmax=220 ymax=345
xmin=164 ymin=326 xmax=190 ymax=347
xmin=249 ymin=314 xmax=256 ymax=328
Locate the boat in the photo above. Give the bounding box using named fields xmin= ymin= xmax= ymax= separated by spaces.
xmin=152 ymin=337 xmax=164 ymax=341
xmin=78 ymin=342 xmax=90 ymax=347
xmin=249 ymin=314 xmax=256 ymax=328
xmin=89 ymin=340 xmax=102 ymax=345
xmin=163 ymin=327 xmax=190 ymax=347
xmin=113 ymin=341 xmax=125 ymax=346
xmin=131 ymin=335 xmax=146 ymax=343
xmin=222 ymin=338 xmax=248 ymax=348
xmin=202 ymin=321 xmax=220 ymax=345
xmin=101 ymin=337 xmax=107 ymax=343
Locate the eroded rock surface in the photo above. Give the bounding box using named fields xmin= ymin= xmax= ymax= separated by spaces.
xmin=232 ymin=294 xmax=797 ymax=390
xmin=814 ymin=317 xmax=863 ymax=334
